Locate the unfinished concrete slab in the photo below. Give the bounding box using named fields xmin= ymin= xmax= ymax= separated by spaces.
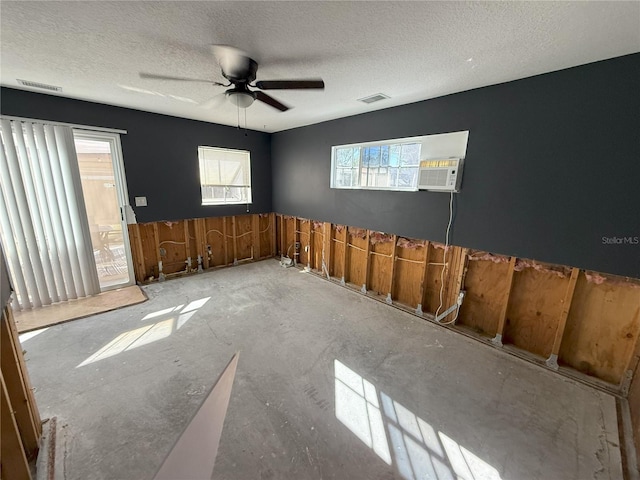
xmin=21 ymin=260 xmax=622 ymax=480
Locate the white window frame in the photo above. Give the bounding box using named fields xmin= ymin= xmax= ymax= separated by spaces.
xmin=330 ymin=131 xmax=470 ymax=192
xmin=198 ymin=146 xmax=252 ymax=206
xmin=330 ymin=136 xmax=424 ymax=192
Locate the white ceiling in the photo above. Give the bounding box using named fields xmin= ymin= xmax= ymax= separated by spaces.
xmin=1 ymin=1 xmax=639 ymax=133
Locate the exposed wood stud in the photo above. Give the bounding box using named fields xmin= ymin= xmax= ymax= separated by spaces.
xmin=451 ymin=248 xmax=468 ymax=310
xmin=294 ymin=217 xmax=300 ymax=266
xmin=1 ymin=307 xmax=40 ymax=456
xmin=231 ymin=216 xmax=238 ymax=265
xmin=307 ymin=221 xmax=314 ymax=271
xmin=278 ymin=214 xmax=284 ymax=256
xmin=183 ymin=221 xmax=190 ymax=266
xmin=340 ymin=226 xmax=349 ymax=285
xmin=195 ymin=218 xmax=209 ymax=269
xmin=270 ymin=212 xmax=276 ymax=257
xmin=152 ymin=223 xmax=163 ymax=279
xmin=222 ymin=217 xmax=229 ymax=266
xmin=416 ymin=241 xmax=431 ymax=315
xmin=546 ymin=267 xmax=580 ymax=369
xmin=362 ymin=230 xmax=371 ymax=293
xmin=386 ymin=235 xmax=399 ymax=304
xmin=1 ymin=371 xmax=32 ymax=479
xmin=491 ymin=256 xmax=517 ymax=347
xmin=128 ymin=224 xmax=146 ymax=283
xmin=252 ymin=215 xmax=260 ymax=260
xmin=323 ymin=222 xmax=332 ymax=277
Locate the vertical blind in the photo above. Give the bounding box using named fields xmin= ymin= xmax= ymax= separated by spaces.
xmin=0 ymin=119 xmax=100 ymax=310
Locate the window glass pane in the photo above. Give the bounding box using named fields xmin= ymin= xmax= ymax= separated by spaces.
xmin=371 ymin=168 xmax=389 ymax=188
xmin=368 ymin=146 xmax=380 ymax=167
xmin=400 ymin=144 xmax=420 ymax=166
xmin=389 ymin=145 xmax=401 ymax=167
xmin=336 ymin=169 xmax=352 ymax=187
xmin=390 ymin=167 xmax=399 ymax=187
xmin=336 ymin=147 xmax=352 ymax=167
xmin=361 ymin=148 xmax=370 ymax=167
xmin=380 ymin=146 xmax=389 ymax=167
xmin=198 ymin=146 xmax=251 ymax=204
xmin=366 ymin=167 xmax=376 ymax=187
xmin=352 ymin=147 xmax=361 ymax=166
xmin=399 ymin=167 xmax=418 ymax=188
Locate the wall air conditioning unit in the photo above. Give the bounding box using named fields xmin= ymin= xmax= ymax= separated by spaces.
xmin=417 ymin=158 xmax=463 ymax=192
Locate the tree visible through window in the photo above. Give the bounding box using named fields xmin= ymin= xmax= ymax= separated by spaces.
xmin=198 ymin=146 xmax=251 ymax=205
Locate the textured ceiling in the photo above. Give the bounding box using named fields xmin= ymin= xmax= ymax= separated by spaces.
xmin=1 ymin=1 xmax=639 ymax=133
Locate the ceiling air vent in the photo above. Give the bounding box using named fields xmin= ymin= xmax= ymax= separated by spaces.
xmin=17 ymin=79 xmax=62 ymax=92
xmin=357 ymin=93 xmax=389 ymax=104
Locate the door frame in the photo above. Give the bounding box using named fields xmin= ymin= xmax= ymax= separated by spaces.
xmin=73 ymin=129 xmax=135 ymax=291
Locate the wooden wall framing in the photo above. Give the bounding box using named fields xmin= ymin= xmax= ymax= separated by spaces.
xmin=275 ymin=214 xmax=640 ymax=393
xmin=1 ymin=305 xmax=41 ymax=479
xmin=628 ymin=339 xmax=640 ymax=463
xmin=128 ymin=213 xmax=276 ymax=283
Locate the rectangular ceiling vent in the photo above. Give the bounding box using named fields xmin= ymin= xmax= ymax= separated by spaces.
xmin=17 ymin=79 xmax=62 ymax=92
xmin=358 ymin=93 xmax=389 ymax=104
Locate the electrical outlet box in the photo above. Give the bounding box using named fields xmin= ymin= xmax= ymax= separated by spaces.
xmin=135 ymin=196 xmax=147 ymax=207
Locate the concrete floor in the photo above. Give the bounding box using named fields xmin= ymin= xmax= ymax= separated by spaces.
xmin=21 ymin=260 xmax=622 ymax=480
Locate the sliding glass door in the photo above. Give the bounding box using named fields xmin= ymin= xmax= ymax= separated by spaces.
xmin=73 ymin=131 xmax=134 ymax=290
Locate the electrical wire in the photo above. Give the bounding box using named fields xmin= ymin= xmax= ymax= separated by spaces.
xmin=435 ymin=191 xmax=456 ymax=323
xmin=439 ymin=306 xmax=461 ymax=325
xmin=258 ymin=217 xmax=271 ymax=234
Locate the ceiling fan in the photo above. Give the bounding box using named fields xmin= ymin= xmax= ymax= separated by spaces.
xmin=139 ymin=45 xmax=324 ymax=112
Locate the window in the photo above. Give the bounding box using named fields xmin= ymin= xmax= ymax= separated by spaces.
xmin=332 ymin=141 xmax=421 ymax=191
xmin=330 ymin=131 xmax=469 ymax=191
xmin=198 ymin=146 xmax=251 ymax=205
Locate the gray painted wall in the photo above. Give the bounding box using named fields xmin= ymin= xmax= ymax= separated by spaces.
xmin=272 ymin=54 xmax=640 ymax=278
xmin=0 ymin=88 xmax=272 ymax=223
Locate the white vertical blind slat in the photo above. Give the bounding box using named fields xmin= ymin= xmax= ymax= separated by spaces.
xmin=54 ymin=126 xmax=100 ymax=295
xmin=22 ymin=123 xmax=67 ymax=302
xmin=0 ymin=186 xmax=31 ymax=308
xmin=12 ymin=123 xmax=59 ymax=303
xmin=0 ymin=127 xmax=42 ymax=308
xmin=0 ymin=120 xmax=101 ymax=310
xmin=42 ymin=124 xmax=86 ymax=298
xmin=32 ymin=122 xmax=78 ymax=300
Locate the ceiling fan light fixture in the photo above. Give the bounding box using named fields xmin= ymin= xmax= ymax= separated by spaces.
xmin=227 ymin=90 xmax=256 ymax=108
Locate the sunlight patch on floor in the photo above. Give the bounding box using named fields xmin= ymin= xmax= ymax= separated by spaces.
xmin=77 ymin=297 xmax=210 ymax=367
xmin=335 ymin=359 xmax=502 ymax=480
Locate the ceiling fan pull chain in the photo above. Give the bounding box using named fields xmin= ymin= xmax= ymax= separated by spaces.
xmin=244 ymin=108 xmax=248 ymax=137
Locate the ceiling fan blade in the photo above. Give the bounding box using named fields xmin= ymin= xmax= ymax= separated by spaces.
xmin=211 ymin=44 xmax=250 ymax=62
xmin=140 ymin=72 xmax=225 ymax=86
xmin=255 ymin=91 xmax=289 ymax=112
xmin=199 ymin=93 xmax=226 ymax=109
xmin=211 ymin=44 xmax=254 ymax=80
xmin=255 ymin=79 xmax=325 ymax=90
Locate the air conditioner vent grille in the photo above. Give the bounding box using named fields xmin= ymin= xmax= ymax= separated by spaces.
xmin=357 ymin=93 xmax=389 ymax=104
xmin=420 ymin=168 xmax=448 ymax=187
xmin=17 ymin=79 xmax=62 ymax=92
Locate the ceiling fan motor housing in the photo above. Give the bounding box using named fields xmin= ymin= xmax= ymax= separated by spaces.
xmin=221 ymin=57 xmax=258 ymax=83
